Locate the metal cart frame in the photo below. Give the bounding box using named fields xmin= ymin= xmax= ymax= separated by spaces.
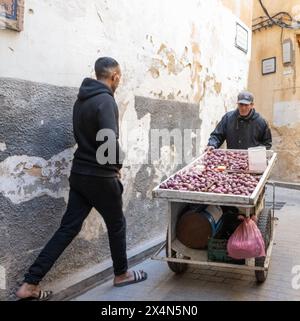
xmin=152 ymin=150 xmax=278 ymax=282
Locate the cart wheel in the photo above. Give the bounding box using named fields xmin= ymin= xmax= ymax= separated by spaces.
xmin=166 ymin=230 xmax=189 ymax=274
xmin=255 ymin=207 xmax=272 ymax=283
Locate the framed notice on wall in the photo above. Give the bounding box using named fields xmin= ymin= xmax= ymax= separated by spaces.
xmin=262 ymin=57 xmax=276 ymax=75
xmin=235 ymin=23 xmax=248 ymax=53
xmin=0 ymin=0 xmax=24 ymax=31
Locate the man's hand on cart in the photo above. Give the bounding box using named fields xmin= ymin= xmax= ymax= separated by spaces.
xmin=205 ymin=145 xmax=215 ymax=153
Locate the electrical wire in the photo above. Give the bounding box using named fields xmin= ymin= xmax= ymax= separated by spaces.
xmin=252 ymin=12 xmax=292 ymax=28
xmin=253 ymin=12 xmax=293 ymax=23
xmin=252 ymin=13 xmax=292 ymax=32
xmin=258 ymin=0 xmax=300 ymax=30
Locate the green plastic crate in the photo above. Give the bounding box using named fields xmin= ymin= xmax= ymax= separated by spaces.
xmin=207 ymin=238 xmax=245 ymax=265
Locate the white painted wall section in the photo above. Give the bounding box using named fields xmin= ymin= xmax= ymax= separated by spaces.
xmin=0 ymin=0 xmax=252 ymax=201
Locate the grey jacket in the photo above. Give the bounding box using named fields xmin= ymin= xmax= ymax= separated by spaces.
xmin=208 ymin=109 xmax=272 ymax=150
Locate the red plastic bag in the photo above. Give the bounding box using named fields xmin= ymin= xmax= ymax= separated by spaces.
xmin=227 ymin=217 xmax=265 ymax=259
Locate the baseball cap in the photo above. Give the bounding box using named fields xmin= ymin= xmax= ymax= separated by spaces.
xmin=237 ymin=91 xmax=254 ymax=105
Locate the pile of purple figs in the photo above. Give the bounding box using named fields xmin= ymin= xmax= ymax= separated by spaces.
xmin=159 ymin=150 xmax=261 ymax=196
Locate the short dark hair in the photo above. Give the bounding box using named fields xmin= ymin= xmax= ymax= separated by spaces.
xmin=95 ymin=57 xmax=119 ymax=80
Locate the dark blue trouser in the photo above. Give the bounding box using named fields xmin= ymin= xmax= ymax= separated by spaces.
xmin=24 ymin=173 xmax=127 ymax=285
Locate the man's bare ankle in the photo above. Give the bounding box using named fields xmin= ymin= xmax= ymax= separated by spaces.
xmin=114 ymin=271 xmax=133 ymax=282
xmin=16 ymin=282 xmax=40 ymax=297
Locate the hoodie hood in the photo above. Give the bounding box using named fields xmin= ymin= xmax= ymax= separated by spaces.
xmin=235 ymin=108 xmax=259 ymax=130
xmin=77 ymin=78 xmax=113 ymax=101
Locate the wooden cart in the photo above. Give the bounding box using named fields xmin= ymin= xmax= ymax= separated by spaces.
xmin=152 ymin=150 xmax=278 ymax=282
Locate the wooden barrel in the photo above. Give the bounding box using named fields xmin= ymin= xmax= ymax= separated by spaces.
xmin=176 ymin=208 xmax=219 ymax=249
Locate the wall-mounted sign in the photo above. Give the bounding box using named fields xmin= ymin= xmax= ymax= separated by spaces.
xmin=0 ymin=0 xmax=24 ymax=31
xmin=282 ymin=39 xmax=293 ymax=64
xmin=262 ymin=57 xmax=276 ymax=75
xmin=235 ymin=23 xmax=248 ymax=53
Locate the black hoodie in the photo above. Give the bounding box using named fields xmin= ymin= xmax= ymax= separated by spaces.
xmin=208 ymin=109 xmax=272 ymax=149
xmin=71 ymin=78 xmax=123 ymax=177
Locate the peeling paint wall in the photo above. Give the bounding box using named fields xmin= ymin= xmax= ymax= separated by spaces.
xmin=221 ymin=0 xmax=253 ymax=28
xmin=0 ymin=0 xmax=252 ymax=299
xmin=248 ymin=0 xmax=300 ymax=182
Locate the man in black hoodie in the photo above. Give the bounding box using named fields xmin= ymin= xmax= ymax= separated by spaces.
xmin=207 ymin=91 xmax=272 ymax=150
xmin=16 ymin=57 xmax=147 ymax=300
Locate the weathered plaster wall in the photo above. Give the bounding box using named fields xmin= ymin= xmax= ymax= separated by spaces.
xmin=0 ymin=0 xmax=252 ymax=299
xmin=221 ymin=0 xmax=253 ymax=28
xmin=248 ymin=0 xmax=300 ymax=182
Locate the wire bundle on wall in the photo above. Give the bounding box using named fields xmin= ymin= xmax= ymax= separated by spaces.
xmin=253 ymin=0 xmax=300 ymax=32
